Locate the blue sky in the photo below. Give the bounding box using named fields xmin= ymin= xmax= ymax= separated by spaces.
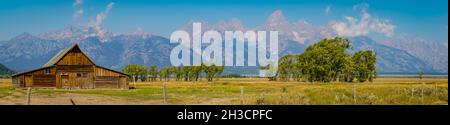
xmin=0 ymin=0 xmax=448 ymax=42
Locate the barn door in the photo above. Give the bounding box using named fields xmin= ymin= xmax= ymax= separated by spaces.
xmin=61 ymin=75 xmax=69 ymax=89
xmin=25 ymin=75 xmax=33 ymax=87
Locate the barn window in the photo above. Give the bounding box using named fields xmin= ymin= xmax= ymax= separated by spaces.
xmin=82 ymin=73 xmax=88 ymax=78
xmin=77 ymin=73 xmax=88 ymax=78
xmin=44 ymin=69 xmax=51 ymax=75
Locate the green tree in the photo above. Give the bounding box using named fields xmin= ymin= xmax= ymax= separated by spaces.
xmin=339 ymin=56 xmax=356 ymax=82
xmin=159 ymin=66 xmax=176 ymax=81
xmin=175 ymin=66 xmax=183 ymax=81
xmin=418 ymin=71 xmax=424 ymax=80
xmin=148 ymin=65 xmax=159 ymax=82
xmin=192 ymin=65 xmax=204 ymax=81
xmin=278 ymin=54 xmax=296 ymax=81
xmin=352 ymin=50 xmax=377 ymax=83
xmin=203 ymin=64 xmax=224 ymax=81
xmin=216 ymin=65 xmax=224 ymax=80
xmin=123 ymin=64 xmax=146 ymax=82
xmin=298 ymin=37 xmax=351 ymax=82
xmin=274 ymin=37 xmax=377 ymax=83
xmin=183 ymin=66 xmax=192 ymax=81
xmin=260 ymin=62 xmax=277 ymax=81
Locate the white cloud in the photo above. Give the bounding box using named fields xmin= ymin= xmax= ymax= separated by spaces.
xmin=292 ymin=31 xmax=306 ymax=44
xmin=72 ymin=0 xmax=84 ymax=20
xmin=371 ymin=18 xmax=395 ymax=37
xmin=73 ymin=0 xmax=84 ymax=7
xmin=91 ymin=2 xmax=114 ymax=27
xmin=88 ymin=2 xmax=115 ymax=42
xmin=325 ymin=5 xmax=332 ymax=14
xmin=329 ymin=3 xmax=395 ymax=37
xmin=73 ymin=9 xmax=84 ymax=19
xmin=353 ymin=3 xmax=369 ymax=13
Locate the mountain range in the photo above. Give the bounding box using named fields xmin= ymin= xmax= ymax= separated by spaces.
xmin=0 ymin=10 xmax=447 ymax=74
xmin=0 ymin=63 xmax=14 ymax=75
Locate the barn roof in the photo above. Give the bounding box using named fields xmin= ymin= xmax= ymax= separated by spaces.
xmin=12 ymin=66 xmax=54 ymax=77
xmin=95 ymin=65 xmax=130 ymax=77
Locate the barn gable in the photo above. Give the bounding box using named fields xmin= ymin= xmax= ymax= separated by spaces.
xmin=43 ymin=44 xmax=95 ymax=67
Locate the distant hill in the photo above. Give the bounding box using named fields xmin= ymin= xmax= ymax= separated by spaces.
xmin=0 ymin=63 xmax=15 ymax=75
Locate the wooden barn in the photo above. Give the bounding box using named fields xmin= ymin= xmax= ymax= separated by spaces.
xmin=12 ymin=44 xmax=129 ymax=89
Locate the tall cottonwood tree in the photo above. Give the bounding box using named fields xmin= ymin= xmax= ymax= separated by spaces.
xmin=352 ymin=50 xmax=377 ymax=82
xmin=148 ymin=65 xmax=159 ymax=81
xmin=123 ymin=64 xmax=147 ymax=82
xmin=275 ymin=37 xmax=377 ymax=83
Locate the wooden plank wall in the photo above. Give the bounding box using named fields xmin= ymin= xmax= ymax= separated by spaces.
xmin=119 ymin=77 xmax=128 ymax=88
xmin=59 ymin=73 xmax=94 ymax=89
xmin=33 ymin=75 xmax=56 ymax=87
xmin=12 ymin=77 xmax=19 ymax=87
xmin=56 ymin=65 xmax=94 ymax=72
xmin=20 ymin=76 xmax=25 ymax=87
xmin=94 ymin=76 xmax=120 ymax=88
xmin=94 ymin=66 xmax=128 ymax=88
xmin=31 ymin=67 xmax=56 ymax=87
xmin=25 ymin=75 xmax=32 ymax=87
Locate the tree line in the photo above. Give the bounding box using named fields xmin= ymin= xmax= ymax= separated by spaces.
xmin=273 ymin=37 xmax=377 ymax=83
xmin=122 ymin=64 xmax=224 ymax=82
xmin=0 ymin=74 xmax=12 ymax=79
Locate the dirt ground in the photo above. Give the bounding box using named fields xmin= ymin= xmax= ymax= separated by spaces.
xmin=0 ymin=90 xmax=161 ymax=105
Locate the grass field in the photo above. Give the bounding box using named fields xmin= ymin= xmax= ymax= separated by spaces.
xmin=0 ymin=78 xmax=447 ymax=105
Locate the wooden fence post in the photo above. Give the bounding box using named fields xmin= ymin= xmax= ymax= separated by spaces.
xmin=353 ymin=83 xmax=357 ymax=104
xmin=134 ymin=75 xmax=137 ymax=88
xmin=70 ymin=99 xmax=76 ymax=105
xmin=435 ymin=82 xmax=438 ymax=95
xmin=163 ymin=80 xmax=167 ymax=105
xmin=421 ymin=82 xmax=425 ymax=104
xmin=240 ymin=86 xmax=244 ymax=104
xmin=26 ymin=87 xmax=31 ymax=105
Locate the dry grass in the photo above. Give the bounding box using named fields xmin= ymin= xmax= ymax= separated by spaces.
xmin=0 ymin=78 xmax=447 ymax=105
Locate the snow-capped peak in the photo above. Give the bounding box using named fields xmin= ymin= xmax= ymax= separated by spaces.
xmin=38 ymin=26 xmax=83 ymax=40
xmin=265 ymin=10 xmax=289 ymax=28
xmin=129 ymin=27 xmax=152 ymax=39
xmin=213 ymin=18 xmax=246 ymax=31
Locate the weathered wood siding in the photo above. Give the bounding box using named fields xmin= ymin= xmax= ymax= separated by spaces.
xmin=94 ymin=66 xmax=129 ymax=89
xmin=25 ymin=75 xmax=33 ymax=87
xmin=12 ymin=67 xmax=57 ymax=87
xmin=12 ymin=77 xmax=19 ymax=88
xmin=57 ymin=51 xmax=93 ymax=65
xmin=33 ymin=75 xmax=56 ymax=87
xmin=31 ymin=67 xmax=56 ymax=87
xmin=56 ymin=65 xmax=94 ymax=72
xmin=94 ymin=76 xmax=120 ymax=88
xmin=59 ymin=72 xmax=94 ymax=89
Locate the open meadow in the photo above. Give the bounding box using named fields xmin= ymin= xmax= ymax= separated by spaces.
xmin=0 ymin=78 xmax=447 ymax=105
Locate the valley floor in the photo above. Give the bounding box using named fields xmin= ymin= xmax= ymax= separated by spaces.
xmin=0 ymin=78 xmax=447 ymax=105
